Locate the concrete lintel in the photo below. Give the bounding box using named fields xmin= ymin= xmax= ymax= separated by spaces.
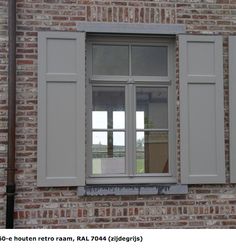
xmin=77 ymin=22 xmax=186 ymax=35
xmin=77 ymin=184 xmax=188 ymax=196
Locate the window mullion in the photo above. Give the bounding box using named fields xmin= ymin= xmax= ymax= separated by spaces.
xmin=129 ymin=44 xmax=132 ymax=77
xmin=132 ymin=84 xmax=136 ymax=176
xmin=126 ymin=85 xmax=131 ymax=176
xmin=126 ymin=84 xmax=135 ymax=176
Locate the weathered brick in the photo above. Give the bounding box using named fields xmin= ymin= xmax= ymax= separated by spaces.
xmin=0 ymin=0 xmax=235 ymax=229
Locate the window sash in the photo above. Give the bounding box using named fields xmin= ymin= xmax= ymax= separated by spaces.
xmin=87 ymin=38 xmax=173 ymax=81
xmin=88 ymin=83 xmax=174 ymax=179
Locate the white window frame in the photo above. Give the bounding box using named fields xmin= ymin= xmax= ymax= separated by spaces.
xmin=86 ymin=35 xmax=177 ymax=185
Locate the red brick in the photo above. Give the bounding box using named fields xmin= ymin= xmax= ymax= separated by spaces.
xmin=17 ymin=60 xmax=33 ymax=65
xmin=0 ymin=0 xmax=235 ymax=230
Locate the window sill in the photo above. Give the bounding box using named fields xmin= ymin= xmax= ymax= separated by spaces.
xmin=77 ymin=184 xmax=188 ymax=196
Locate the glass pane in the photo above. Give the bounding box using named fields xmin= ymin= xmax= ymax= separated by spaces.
xmin=131 ymin=46 xmax=168 ymax=76
xmin=92 ymin=132 xmax=125 ymax=175
xmin=92 ymin=111 xmax=107 ymax=129
xmin=136 ymin=111 xmax=144 ymax=129
xmin=92 ymin=86 xmax=125 ymax=129
xmin=113 ymin=111 xmax=125 ymax=129
xmin=136 ymin=87 xmax=168 ymax=129
xmin=136 ymin=131 xmax=168 ymax=174
xmin=92 ymin=45 xmax=129 ymax=75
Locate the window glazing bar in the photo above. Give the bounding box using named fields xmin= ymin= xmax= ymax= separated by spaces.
xmin=136 ymin=129 xmax=169 ymax=132
xmin=92 ymin=129 xmax=125 ymax=132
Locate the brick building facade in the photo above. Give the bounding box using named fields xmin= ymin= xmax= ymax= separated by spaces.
xmin=1 ymin=0 xmax=236 ymax=228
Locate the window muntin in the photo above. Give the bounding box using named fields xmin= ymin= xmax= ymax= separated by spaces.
xmin=87 ymin=37 xmax=176 ymax=184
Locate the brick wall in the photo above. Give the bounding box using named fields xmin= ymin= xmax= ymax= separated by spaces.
xmin=1 ymin=0 xmax=236 ymax=228
xmin=0 ymin=0 xmax=8 ymax=228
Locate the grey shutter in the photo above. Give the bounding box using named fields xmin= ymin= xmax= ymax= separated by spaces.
xmin=179 ymin=35 xmax=225 ymax=184
xmin=37 ymin=32 xmax=85 ymax=187
xmin=229 ymin=36 xmax=236 ymax=183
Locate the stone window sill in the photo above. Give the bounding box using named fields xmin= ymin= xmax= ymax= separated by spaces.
xmin=77 ymin=184 xmax=188 ymax=196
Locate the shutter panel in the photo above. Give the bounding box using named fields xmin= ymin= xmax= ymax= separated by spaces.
xmin=37 ymin=32 xmax=85 ymax=187
xmin=179 ymin=35 xmax=225 ymax=184
xmin=229 ymin=36 xmax=236 ymax=183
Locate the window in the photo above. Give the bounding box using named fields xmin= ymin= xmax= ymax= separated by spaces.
xmin=37 ymin=29 xmax=225 ymax=188
xmin=86 ymin=36 xmax=176 ymax=184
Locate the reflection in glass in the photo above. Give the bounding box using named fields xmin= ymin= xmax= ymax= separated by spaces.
xmin=92 ymin=87 xmax=126 ymax=175
xmin=92 ymin=111 xmax=107 ymax=129
xmin=92 ymin=86 xmax=125 ymax=129
xmin=136 ymin=87 xmax=168 ymax=129
xmin=113 ymin=111 xmax=125 ymax=129
xmin=92 ymin=132 xmax=125 ymax=175
xmin=131 ymin=46 xmax=168 ymax=76
xmin=136 ymin=131 xmax=168 ymax=174
xmin=136 ymin=111 xmax=144 ymax=129
xmin=92 ymin=45 xmax=129 ymax=75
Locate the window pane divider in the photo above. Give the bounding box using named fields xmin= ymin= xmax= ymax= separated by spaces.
xmin=88 ymin=173 xmax=172 ymax=178
xmin=90 ymin=77 xmax=171 ymax=85
xmin=90 ymin=76 xmax=129 ymax=83
xmin=133 ymin=78 xmax=171 ymax=84
xmin=136 ymin=129 xmax=169 ymax=132
xmin=126 ymin=84 xmax=136 ymax=176
xmin=92 ymin=129 xmax=125 ymax=132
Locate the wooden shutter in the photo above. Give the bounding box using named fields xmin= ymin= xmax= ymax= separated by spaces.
xmin=179 ymin=35 xmax=225 ymax=184
xmin=229 ymin=36 xmax=236 ymax=183
xmin=37 ymin=32 xmax=85 ymax=187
